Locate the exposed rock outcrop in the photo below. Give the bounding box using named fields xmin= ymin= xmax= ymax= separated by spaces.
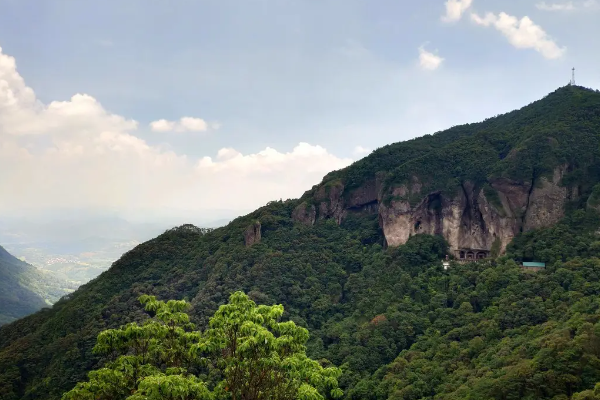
xmin=346 ymin=175 xmax=383 ymax=209
xmin=244 ymin=221 xmax=261 ymax=246
xmin=523 ymin=166 xmax=568 ymax=231
xmin=293 ymin=175 xmax=384 ymax=226
xmin=378 ymin=184 xmax=420 ymax=248
xmin=314 ymin=181 xmax=345 ymax=224
xmin=379 ymin=166 xmax=570 ymax=254
xmin=295 ymin=163 xmax=571 ymax=256
xmin=291 ymin=202 xmax=316 ymax=226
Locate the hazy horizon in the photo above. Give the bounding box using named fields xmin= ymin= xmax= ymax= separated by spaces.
xmin=1 ymin=0 xmax=599 ymax=220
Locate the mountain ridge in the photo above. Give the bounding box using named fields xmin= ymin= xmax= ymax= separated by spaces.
xmin=2 ymin=85 xmax=600 ymax=399
xmin=0 ymin=245 xmax=51 ymax=325
xmin=294 ymin=85 xmax=600 ymax=256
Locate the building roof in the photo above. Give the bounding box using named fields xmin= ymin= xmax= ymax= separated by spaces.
xmin=522 ymin=261 xmax=546 ymax=267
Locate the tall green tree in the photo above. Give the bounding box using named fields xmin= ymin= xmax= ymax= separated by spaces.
xmin=62 ymin=292 xmax=342 ymax=400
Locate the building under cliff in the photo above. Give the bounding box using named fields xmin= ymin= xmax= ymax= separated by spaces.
xmin=455 ymin=248 xmax=491 ymax=261
xmin=294 ymin=164 xmax=574 ymax=258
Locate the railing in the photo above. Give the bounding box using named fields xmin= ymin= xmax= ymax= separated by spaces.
xmin=449 ymin=259 xmax=488 ymax=264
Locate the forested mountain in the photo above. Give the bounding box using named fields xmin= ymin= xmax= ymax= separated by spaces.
xmin=0 ymin=245 xmax=73 ymax=326
xmin=2 ymin=85 xmax=600 ymax=400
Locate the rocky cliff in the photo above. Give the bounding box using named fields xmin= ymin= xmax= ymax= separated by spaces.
xmin=244 ymin=221 xmax=262 ymax=246
xmin=380 ymin=165 xmax=571 ymax=253
xmin=294 ymin=165 xmax=573 ymax=256
xmin=291 ymin=85 xmax=600 ymax=256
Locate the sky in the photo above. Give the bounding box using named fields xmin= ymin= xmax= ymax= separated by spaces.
xmin=1 ymin=0 xmax=599 ymax=223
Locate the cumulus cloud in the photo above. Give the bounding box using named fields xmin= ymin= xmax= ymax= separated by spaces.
xmin=149 ymin=119 xmax=176 ymax=132
xmin=441 ymin=0 xmax=473 ymax=22
xmin=418 ymin=46 xmax=444 ymax=71
xmin=470 ymin=12 xmax=565 ymax=59
xmin=0 ymin=46 xmax=352 ymax=215
xmin=150 ymin=117 xmax=210 ymax=132
xmin=353 ymin=146 xmax=370 ymax=156
xmin=197 ymin=143 xmax=350 ymax=176
xmin=536 ymin=0 xmax=598 ymax=10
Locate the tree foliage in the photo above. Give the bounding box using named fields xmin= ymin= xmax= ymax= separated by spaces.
xmin=62 ymin=292 xmax=342 ymax=400
xmin=4 ymin=85 xmax=600 ymax=400
xmin=305 ymin=85 xmax=600 ymax=208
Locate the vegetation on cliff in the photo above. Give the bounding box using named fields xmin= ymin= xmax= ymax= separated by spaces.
xmin=304 ymin=85 xmax=600 ymax=209
xmin=2 ymin=86 xmax=600 ymax=400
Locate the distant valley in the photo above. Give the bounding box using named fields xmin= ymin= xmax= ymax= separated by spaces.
xmin=0 ymin=213 xmax=236 ymax=286
xmin=0 ymin=245 xmax=75 ymax=325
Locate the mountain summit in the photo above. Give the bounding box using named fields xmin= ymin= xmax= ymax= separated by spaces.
xmin=296 ymin=85 xmax=600 ymax=257
xmin=2 ymin=85 xmax=600 ymax=400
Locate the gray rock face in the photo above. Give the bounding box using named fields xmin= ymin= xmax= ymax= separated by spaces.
xmin=523 ymin=166 xmax=568 ymax=231
xmin=299 ymin=165 xmax=571 ymax=255
xmin=291 ymin=202 xmax=316 ymax=226
xmin=315 ymin=181 xmax=346 ymax=224
xmin=379 ymin=166 xmax=569 ymax=253
xmin=293 ymin=166 xmax=573 ymax=255
xmin=244 ymin=221 xmax=262 ymax=246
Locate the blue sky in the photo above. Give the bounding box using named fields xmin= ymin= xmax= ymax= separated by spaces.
xmin=0 ymin=0 xmax=599 ymax=221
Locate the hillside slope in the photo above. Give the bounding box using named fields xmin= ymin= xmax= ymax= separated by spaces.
xmin=0 ymin=245 xmax=51 ymax=325
xmin=2 ymin=85 xmax=600 ymax=400
xmin=297 ymin=85 xmax=600 ymax=256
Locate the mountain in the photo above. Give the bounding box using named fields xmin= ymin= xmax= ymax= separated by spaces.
xmin=296 ymin=84 xmax=600 ymax=255
xmin=0 ymin=245 xmax=73 ymax=326
xmin=2 ymin=85 xmax=600 ymax=400
xmin=0 ymin=214 xmax=233 ymax=286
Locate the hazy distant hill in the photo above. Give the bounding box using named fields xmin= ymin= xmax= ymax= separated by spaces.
xmin=0 ymin=214 xmax=234 ymax=285
xmin=0 ymin=245 xmax=74 ymax=325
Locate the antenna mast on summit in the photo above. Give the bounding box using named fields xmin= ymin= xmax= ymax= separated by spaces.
xmin=570 ymin=67 xmax=576 ymax=86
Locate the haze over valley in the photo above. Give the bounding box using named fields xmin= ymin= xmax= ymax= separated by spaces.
xmin=0 ymin=209 xmax=239 ymax=285
xmin=2 ymin=1 xmax=600 ymax=399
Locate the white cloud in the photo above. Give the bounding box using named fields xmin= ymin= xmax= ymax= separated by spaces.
xmin=353 ymin=146 xmax=370 ymax=155
xmin=536 ymin=1 xmax=575 ymax=10
xmin=179 ymin=117 xmax=208 ymax=132
xmin=536 ymin=0 xmax=598 ymax=10
xmin=0 ymin=46 xmax=352 ymax=214
xmin=150 ymin=117 xmax=210 ymax=132
xmin=149 ymin=119 xmax=176 ymax=132
xmin=418 ymin=46 xmax=444 ymax=71
xmin=470 ymin=12 xmax=565 ymax=59
xmin=197 ymin=143 xmax=349 ymax=176
xmin=441 ymin=0 xmax=473 ymax=22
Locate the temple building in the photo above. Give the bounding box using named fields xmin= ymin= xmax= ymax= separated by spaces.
xmin=454 ymin=248 xmax=491 ymax=261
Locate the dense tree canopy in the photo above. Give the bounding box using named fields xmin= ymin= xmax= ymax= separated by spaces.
xmin=63 ymin=292 xmax=342 ymax=400
xmin=3 ymin=85 xmax=600 ymax=400
xmin=305 ymin=85 xmax=600 ymax=207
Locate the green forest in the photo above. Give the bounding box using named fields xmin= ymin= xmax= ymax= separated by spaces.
xmin=304 ymin=85 xmax=600 ymax=209
xmin=62 ymin=292 xmax=343 ymax=400
xmin=3 ymin=85 xmax=600 ymax=399
xmin=0 ymin=245 xmax=74 ymax=326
